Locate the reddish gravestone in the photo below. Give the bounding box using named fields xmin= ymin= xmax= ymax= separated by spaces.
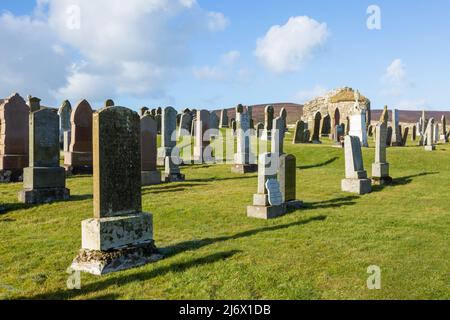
xmin=141 ymin=115 xmax=161 ymax=185
xmin=64 ymin=100 xmax=93 ymax=174
xmin=0 ymin=93 xmax=29 ymax=182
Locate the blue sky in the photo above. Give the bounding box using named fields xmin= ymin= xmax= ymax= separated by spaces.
xmin=1 ymin=0 xmax=449 ymax=111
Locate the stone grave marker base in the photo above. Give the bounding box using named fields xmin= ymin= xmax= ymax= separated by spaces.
xmin=231 ymin=164 xmax=258 ymax=174
xmin=18 ymin=188 xmax=70 ymax=204
xmin=163 ymin=173 xmax=185 ymax=183
xmin=71 ymin=242 xmax=163 ymax=276
xmin=64 ymin=151 xmax=93 ymax=174
xmin=425 ymin=146 xmax=436 ymax=151
xmin=247 ymin=203 xmax=287 ymax=220
xmin=341 ymin=178 xmax=372 ymax=195
xmin=371 ymin=176 xmax=393 ymax=186
xmin=141 ymin=171 xmax=162 ymax=186
xmin=286 ymin=200 xmax=303 ymax=210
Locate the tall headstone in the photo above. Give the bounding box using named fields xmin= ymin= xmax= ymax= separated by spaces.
xmin=401 ymin=127 xmax=409 ymax=146
xmin=18 ymin=109 xmax=70 ymax=203
xmin=349 ymin=110 xmax=369 ymax=147
xmin=441 ymin=115 xmax=448 ymax=142
xmin=380 ymin=106 xmax=389 ymax=125
xmin=141 ymin=115 xmax=161 ymax=186
xmin=0 ymin=93 xmax=29 ymax=182
xmin=58 ymin=100 xmax=72 ymax=152
xmin=193 ymin=110 xmax=214 ymax=163
xmin=178 ymin=111 xmax=193 ymax=138
xmin=256 ymin=122 xmax=264 ymax=138
xmin=247 ymin=153 xmax=286 ymax=219
xmin=425 ymin=118 xmax=436 ymax=151
xmin=411 ymin=125 xmax=417 ymax=142
xmin=248 ymin=106 xmax=255 ymax=129
xmin=232 ymin=104 xmax=257 ymax=173
xmin=309 ymin=112 xmax=322 ymax=144
xmin=219 ymin=109 xmax=229 ymax=128
xmin=271 ymin=116 xmax=285 ymax=156
xmin=70 ymin=106 xmax=161 ymax=276
xmin=372 ymin=123 xmax=392 ymax=185
xmin=157 ymin=107 xmax=177 ymax=166
xmin=64 ymin=100 xmax=93 ymax=174
xmin=391 ymin=109 xmax=403 ymax=146
xmin=278 ymin=154 xmax=302 ymax=209
xmin=261 ymin=105 xmax=274 ymax=141
xmin=341 ymin=136 xmax=372 ymax=194
xmin=386 ymin=127 xmax=393 ymax=147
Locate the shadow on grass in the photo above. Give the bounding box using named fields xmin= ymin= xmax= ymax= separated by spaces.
xmin=189 ymin=175 xmax=256 ymax=183
xmin=372 ymin=172 xmax=439 ymax=192
xmin=0 ymin=194 xmax=93 ymax=214
xmin=161 ymin=215 xmax=327 ymax=258
xmin=298 ymin=157 xmax=339 ymax=170
xmin=25 ymin=250 xmax=241 ymax=300
xmin=301 ymin=196 xmax=359 ymax=211
xmin=142 ymin=183 xmax=209 ymax=195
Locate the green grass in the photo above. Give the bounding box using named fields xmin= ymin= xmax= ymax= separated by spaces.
xmin=0 ymin=133 xmax=449 ymax=300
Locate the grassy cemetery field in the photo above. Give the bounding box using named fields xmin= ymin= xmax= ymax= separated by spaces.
xmin=0 ymin=134 xmax=449 ymax=300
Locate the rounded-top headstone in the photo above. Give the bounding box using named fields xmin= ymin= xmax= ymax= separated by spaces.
xmin=70 ymin=100 xmax=93 ymax=153
xmin=236 ymin=104 xmax=244 ymax=114
xmin=104 ymin=99 xmax=115 ymax=108
xmin=280 ymin=107 xmax=287 ymax=120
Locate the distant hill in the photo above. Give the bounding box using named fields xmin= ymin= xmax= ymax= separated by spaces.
xmin=214 ymin=104 xmax=450 ymax=125
xmin=214 ymin=103 xmax=303 ymax=125
xmin=371 ymin=110 xmax=450 ymax=124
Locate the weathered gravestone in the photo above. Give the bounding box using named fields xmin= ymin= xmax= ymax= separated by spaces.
xmin=0 ymin=93 xmax=29 ymax=182
xmin=105 ymin=99 xmax=114 ymax=108
xmin=271 ymin=116 xmax=285 ymax=156
xmin=425 ymin=118 xmax=436 ymax=151
xmin=293 ymin=120 xmax=307 ymax=144
xmin=349 ymin=110 xmax=368 ymax=147
xmin=58 ymin=100 xmax=72 ymax=152
xmin=18 ymin=109 xmax=70 ymax=203
xmin=372 ymin=122 xmax=392 ymax=185
xmin=386 ymin=127 xmax=393 ymax=147
xmin=341 ymin=136 xmax=372 ymax=194
xmin=71 ymin=106 xmax=162 ymax=276
xmin=266 ymin=179 xmax=283 ymax=206
xmin=309 ymin=112 xmax=322 ymax=144
xmin=178 ymin=110 xmax=193 ymax=138
xmin=441 ymin=115 xmax=448 ymax=142
xmin=64 ymin=100 xmax=93 ymax=174
xmin=28 ymin=96 xmax=41 ymax=112
xmin=140 ymin=107 xmax=149 ymax=116
xmin=247 ymin=153 xmax=286 ymax=219
xmin=261 ymin=105 xmax=274 ymax=141
xmin=141 ymin=115 xmax=161 ymax=186
xmin=193 ymin=110 xmax=214 ymax=163
xmin=219 ymin=109 xmax=229 ymax=128
xmin=157 ymin=107 xmax=177 ymax=166
xmin=401 ymin=127 xmax=409 ymax=146
xmin=411 ymin=125 xmax=417 ymax=142
xmin=232 ymin=104 xmax=257 ymax=173
xmin=391 ymin=109 xmax=403 ymax=146
xmin=332 ymin=124 xmax=345 ymax=148
xmin=256 ymin=122 xmax=264 ymax=138
xmin=278 ymin=154 xmax=302 ymax=209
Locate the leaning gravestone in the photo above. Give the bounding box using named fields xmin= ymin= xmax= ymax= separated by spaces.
xmin=232 ymin=104 xmax=257 ymax=173
xmin=341 ymin=136 xmax=372 ymax=195
xmin=71 ymin=106 xmax=162 ymax=276
xmin=247 ymin=153 xmax=286 ymax=219
xmin=0 ymin=93 xmax=29 ymax=182
xmin=372 ymin=122 xmax=392 ymax=185
xmin=58 ymin=100 xmax=72 ymax=152
xmin=157 ymin=107 xmax=177 ymax=166
xmin=64 ymin=100 xmax=93 ymax=174
xmin=18 ymin=109 xmax=70 ymax=203
xmin=141 ymin=115 xmax=161 ymax=186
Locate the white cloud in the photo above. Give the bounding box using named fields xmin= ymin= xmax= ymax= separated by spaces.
xmin=381 ymin=59 xmax=412 ymax=96
xmin=207 ymin=12 xmax=230 ymax=32
xmin=255 ymin=16 xmax=329 ymax=73
xmin=294 ymin=85 xmax=328 ymax=103
xmin=193 ymin=50 xmax=250 ymax=83
xmin=0 ymin=0 xmax=229 ymax=105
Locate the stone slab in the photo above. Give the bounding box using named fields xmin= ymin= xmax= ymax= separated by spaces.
xmin=18 ymin=187 xmax=70 ymax=204
xmin=372 ymin=163 xmax=390 ymax=179
xmin=81 ymin=213 xmax=153 ymax=251
xmin=341 ymin=178 xmax=372 ymax=195
xmin=70 ymin=242 xmax=163 ymax=276
xmin=141 ymin=171 xmax=161 ymax=186
xmin=247 ymin=204 xmax=287 ymax=220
